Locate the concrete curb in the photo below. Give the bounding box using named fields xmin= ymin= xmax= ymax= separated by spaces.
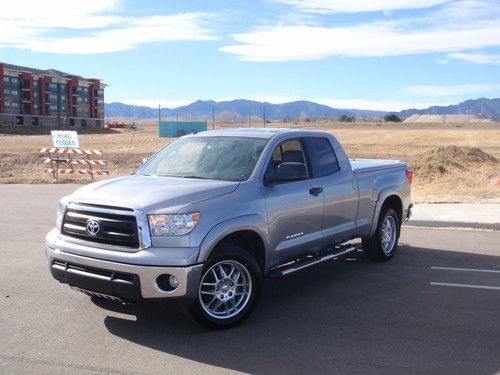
xmin=404 ymin=220 xmax=500 ymax=230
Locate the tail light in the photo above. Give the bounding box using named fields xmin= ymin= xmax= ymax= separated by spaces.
xmin=405 ymin=168 xmax=414 ymax=184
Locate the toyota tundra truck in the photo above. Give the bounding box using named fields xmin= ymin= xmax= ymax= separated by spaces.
xmin=46 ymin=128 xmax=413 ymax=328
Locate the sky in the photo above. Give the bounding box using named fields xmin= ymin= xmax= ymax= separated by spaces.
xmin=1 ymin=0 xmax=500 ymax=111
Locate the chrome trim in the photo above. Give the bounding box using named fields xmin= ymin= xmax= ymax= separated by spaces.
xmin=137 ymin=213 xmax=152 ymax=249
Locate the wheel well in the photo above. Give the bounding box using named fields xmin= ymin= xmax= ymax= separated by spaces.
xmin=382 ymin=195 xmax=403 ymax=223
xmin=215 ymin=230 xmax=266 ymax=271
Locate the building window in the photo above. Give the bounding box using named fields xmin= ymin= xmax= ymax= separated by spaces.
xmin=81 ymin=119 xmax=86 ymax=128
xmin=69 ymin=118 xmax=75 ymax=127
xmin=4 ymin=89 xmax=10 ymax=95
xmin=3 ymin=76 xmax=9 ymax=83
xmin=32 ymin=117 xmax=39 ymax=126
xmin=16 ymin=116 xmax=23 ymax=125
xmin=95 ymin=120 xmax=101 ymax=128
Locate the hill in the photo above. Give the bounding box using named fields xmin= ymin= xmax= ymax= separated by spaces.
xmin=105 ymin=97 xmax=500 ymax=121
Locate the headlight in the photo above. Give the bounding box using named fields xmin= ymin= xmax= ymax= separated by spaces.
xmin=148 ymin=213 xmax=200 ymax=236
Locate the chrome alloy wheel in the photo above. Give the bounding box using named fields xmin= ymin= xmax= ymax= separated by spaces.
xmin=199 ymin=260 xmax=252 ymax=320
xmin=380 ymin=216 xmax=397 ymax=254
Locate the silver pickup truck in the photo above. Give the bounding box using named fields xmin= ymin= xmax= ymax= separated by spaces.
xmin=46 ymin=128 xmax=413 ymax=328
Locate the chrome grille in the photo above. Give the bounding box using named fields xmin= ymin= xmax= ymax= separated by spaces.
xmin=62 ymin=206 xmax=139 ymax=248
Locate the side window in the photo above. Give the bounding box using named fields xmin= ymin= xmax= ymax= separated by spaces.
xmin=266 ymin=139 xmax=309 ymax=180
xmin=309 ymin=137 xmax=340 ymax=176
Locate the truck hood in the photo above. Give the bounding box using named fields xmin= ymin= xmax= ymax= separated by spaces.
xmin=67 ymin=175 xmax=239 ymax=213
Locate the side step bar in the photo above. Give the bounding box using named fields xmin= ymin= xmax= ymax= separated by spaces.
xmin=267 ymin=245 xmax=357 ymax=278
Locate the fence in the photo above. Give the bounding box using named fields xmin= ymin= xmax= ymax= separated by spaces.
xmin=38 ymin=147 xmax=109 ymax=180
xmin=159 ymin=121 xmax=207 ymax=138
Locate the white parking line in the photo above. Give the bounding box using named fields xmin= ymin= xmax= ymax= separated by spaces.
xmin=431 ymin=266 xmax=500 ymax=274
xmin=430 ymin=282 xmax=500 ymax=290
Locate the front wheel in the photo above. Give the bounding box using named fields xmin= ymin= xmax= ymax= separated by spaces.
xmin=182 ymin=243 xmax=262 ymax=329
xmin=362 ymin=207 xmax=400 ymax=261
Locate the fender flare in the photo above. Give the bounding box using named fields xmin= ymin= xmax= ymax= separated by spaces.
xmin=368 ymin=187 xmax=403 ymax=237
xmin=197 ymin=214 xmax=268 ymax=265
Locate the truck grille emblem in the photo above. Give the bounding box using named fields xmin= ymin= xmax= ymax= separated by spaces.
xmin=86 ymin=219 xmax=101 ymax=236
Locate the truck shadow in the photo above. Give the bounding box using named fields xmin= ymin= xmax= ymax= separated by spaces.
xmin=98 ymin=243 xmax=500 ymax=374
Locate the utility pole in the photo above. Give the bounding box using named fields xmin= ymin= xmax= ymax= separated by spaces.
xmin=263 ymin=104 xmax=266 ymax=128
xmin=212 ymin=107 xmax=215 ymax=130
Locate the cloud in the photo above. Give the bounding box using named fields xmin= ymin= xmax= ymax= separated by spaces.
xmin=447 ymin=52 xmax=500 ymax=65
xmin=270 ymin=0 xmax=451 ymax=14
xmin=403 ymin=83 xmax=500 ymax=97
xmin=221 ymin=0 xmax=500 ymax=61
xmin=0 ymin=0 xmax=217 ymax=54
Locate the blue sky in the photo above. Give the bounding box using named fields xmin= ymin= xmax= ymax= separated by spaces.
xmin=1 ymin=0 xmax=500 ymax=111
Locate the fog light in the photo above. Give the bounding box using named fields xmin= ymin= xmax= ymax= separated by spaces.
xmin=156 ymin=274 xmax=178 ymax=292
xmin=169 ymin=275 xmax=179 ymax=288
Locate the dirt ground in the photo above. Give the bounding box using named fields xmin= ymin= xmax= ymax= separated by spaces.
xmin=0 ymin=121 xmax=499 ymax=203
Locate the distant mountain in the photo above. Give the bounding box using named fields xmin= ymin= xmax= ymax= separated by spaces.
xmin=399 ymin=98 xmax=500 ymax=118
xmin=105 ymin=99 xmax=386 ymax=120
xmin=105 ymin=97 xmax=500 ymax=120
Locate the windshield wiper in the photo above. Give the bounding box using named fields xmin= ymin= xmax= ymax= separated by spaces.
xmin=179 ymin=175 xmax=213 ymax=180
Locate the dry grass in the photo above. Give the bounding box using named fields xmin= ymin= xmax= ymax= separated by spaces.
xmin=0 ymin=121 xmax=499 ymax=203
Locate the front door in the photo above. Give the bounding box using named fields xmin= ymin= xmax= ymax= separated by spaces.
xmin=263 ymin=138 xmax=324 ymax=267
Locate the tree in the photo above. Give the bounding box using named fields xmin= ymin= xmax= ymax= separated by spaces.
xmin=384 ymin=114 xmax=402 ymax=122
xmin=339 ymin=114 xmax=354 ymax=122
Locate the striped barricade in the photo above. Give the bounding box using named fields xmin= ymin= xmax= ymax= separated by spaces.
xmin=44 ymin=168 xmax=109 ymax=176
xmin=39 ymin=147 xmax=103 ymax=155
xmin=39 ymin=147 xmax=109 ymax=180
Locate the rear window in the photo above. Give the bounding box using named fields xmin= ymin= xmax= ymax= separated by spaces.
xmin=309 ymin=137 xmax=340 ymax=176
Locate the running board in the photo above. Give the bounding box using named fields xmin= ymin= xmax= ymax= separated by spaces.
xmin=267 ymin=245 xmax=357 ymax=278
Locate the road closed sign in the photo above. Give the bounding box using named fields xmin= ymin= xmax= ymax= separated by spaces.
xmin=51 ymin=131 xmax=80 ymax=148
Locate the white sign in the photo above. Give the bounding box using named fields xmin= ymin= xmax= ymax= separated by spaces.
xmin=51 ymin=131 xmax=80 ymax=148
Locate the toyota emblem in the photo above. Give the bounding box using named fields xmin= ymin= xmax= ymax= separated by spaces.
xmin=86 ymin=219 xmax=101 ymax=236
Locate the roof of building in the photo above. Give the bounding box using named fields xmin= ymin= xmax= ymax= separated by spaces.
xmin=0 ymin=62 xmax=101 ymax=82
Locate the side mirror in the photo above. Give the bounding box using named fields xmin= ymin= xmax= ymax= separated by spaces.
xmin=269 ymin=162 xmax=308 ymax=184
xmin=142 ymin=157 xmax=149 ymax=164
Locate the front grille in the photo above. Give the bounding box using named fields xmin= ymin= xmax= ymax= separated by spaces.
xmin=62 ymin=207 xmax=140 ymax=248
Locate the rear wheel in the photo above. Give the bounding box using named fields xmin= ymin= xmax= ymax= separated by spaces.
xmin=362 ymin=207 xmax=400 ymax=261
xmin=182 ymin=243 xmax=262 ymax=329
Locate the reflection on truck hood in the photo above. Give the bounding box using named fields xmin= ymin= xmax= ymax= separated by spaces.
xmin=68 ymin=175 xmax=239 ymax=212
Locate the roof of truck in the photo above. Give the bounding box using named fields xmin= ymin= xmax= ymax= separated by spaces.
xmin=190 ymin=128 xmax=323 ymax=139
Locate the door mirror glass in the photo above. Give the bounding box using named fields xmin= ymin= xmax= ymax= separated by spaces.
xmin=269 ymin=162 xmax=308 ymax=184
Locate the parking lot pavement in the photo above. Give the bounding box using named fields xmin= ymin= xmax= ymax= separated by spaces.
xmin=0 ymin=184 xmax=499 ymax=375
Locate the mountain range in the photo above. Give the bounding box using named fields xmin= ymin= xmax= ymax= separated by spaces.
xmin=105 ymin=97 xmax=500 ymax=120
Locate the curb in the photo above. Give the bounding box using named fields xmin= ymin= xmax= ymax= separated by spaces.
xmin=404 ymin=220 xmax=500 ymax=231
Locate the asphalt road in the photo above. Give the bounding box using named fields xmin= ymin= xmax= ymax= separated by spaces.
xmin=0 ymin=184 xmax=499 ymax=375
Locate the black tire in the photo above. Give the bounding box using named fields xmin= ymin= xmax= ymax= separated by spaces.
xmin=362 ymin=207 xmax=400 ymax=261
xmin=182 ymin=243 xmax=262 ymax=329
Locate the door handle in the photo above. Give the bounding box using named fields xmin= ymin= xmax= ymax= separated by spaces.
xmin=309 ymin=187 xmax=323 ymax=196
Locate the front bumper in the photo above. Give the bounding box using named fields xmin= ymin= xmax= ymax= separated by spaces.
xmin=46 ymin=242 xmax=203 ymax=300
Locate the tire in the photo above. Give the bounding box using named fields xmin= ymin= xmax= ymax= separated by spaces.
xmin=362 ymin=207 xmax=400 ymax=261
xmin=182 ymin=243 xmax=262 ymax=329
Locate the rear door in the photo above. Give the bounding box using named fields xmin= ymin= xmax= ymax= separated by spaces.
xmin=306 ymin=137 xmax=358 ymax=246
xmin=263 ymin=138 xmax=324 ymax=267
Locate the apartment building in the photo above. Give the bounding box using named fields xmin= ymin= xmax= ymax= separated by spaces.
xmin=0 ymin=62 xmax=105 ymax=128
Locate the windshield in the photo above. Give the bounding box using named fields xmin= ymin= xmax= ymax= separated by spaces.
xmin=137 ymin=136 xmax=268 ymax=181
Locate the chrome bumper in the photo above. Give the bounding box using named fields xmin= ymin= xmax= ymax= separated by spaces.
xmin=46 ymin=244 xmax=203 ymax=300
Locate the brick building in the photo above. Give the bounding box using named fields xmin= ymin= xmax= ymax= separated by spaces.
xmin=0 ymin=62 xmax=105 ymax=128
